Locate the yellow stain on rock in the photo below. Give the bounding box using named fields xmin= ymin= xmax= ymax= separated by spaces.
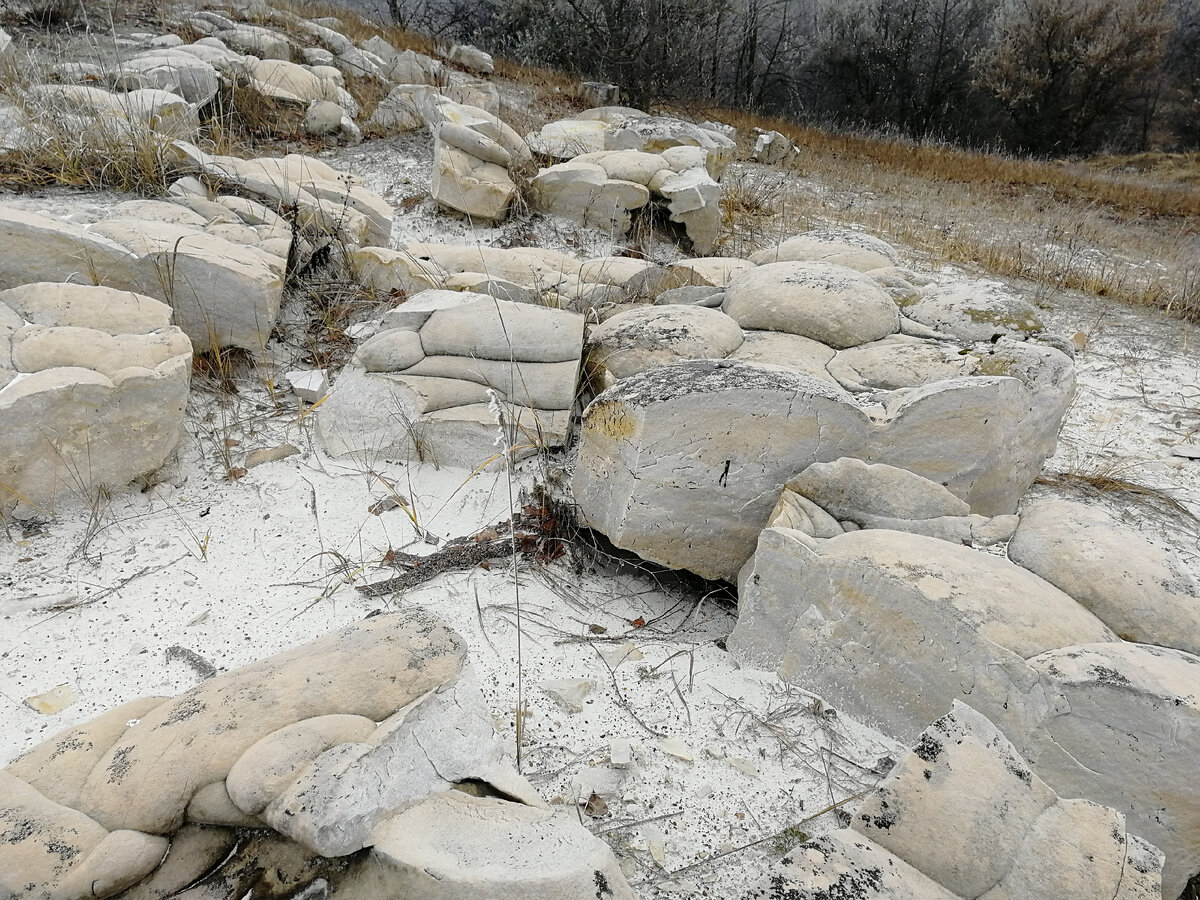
xmin=590 ymin=401 xmax=636 ymax=440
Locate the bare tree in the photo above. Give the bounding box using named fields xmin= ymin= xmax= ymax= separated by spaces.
xmin=807 ymin=0 xmax=990 ymax=138
xmin=973 ymin=0 xmax=1170 ymax=153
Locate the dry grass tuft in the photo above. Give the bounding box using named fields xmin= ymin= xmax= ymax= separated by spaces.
xmin=1036 ymin=469 xmax=1197 ymax=522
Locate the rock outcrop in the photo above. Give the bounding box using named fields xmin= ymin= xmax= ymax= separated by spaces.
xmin=317 ymin=296 xmax=584 ymax=467
xmin=1 ymin=607 xmax=632 ymax=899
xmin=748 ymin=702 xmax=1164 ymax=900
xmin=573 ymin=357 xmax=1073 ymax=579
xmin=0 ymin=283 xmax=191 ymax=519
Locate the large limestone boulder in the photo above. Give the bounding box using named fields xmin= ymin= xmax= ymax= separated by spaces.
xmin=0 ymin=284 xmax=191 ymax=519
xmin=749 ymin=228 xmax=901 ymax=271
xmin=573 ymin=361 xmax=871 ymax=580
xmin=179 ymin=147 xmax=392 ymax=248
xmin=351 ymin=246 xmax=449 ymax=296
xmin=604 ymin=116 xmax=735 ymax=178
xmin=852 ymin=702 xmax=1162 ymax=899
xmin=750 ymin=701 xmax=1163 ymax=899
xmin=722 ymin=262 xmax=900 ymax=349
xmin=70 ymin=609 xmax=468 ymax=835
xmin=527 ymin=118 xmax=609 ymax=157
xmin=531 ymin=162 xmax=650 ymax=234
xmin=584 ymin=305 xmax=744 ymax=384
xmin=571 ymin=149 xmax=671 ymax=185
xmin=727 ymin=527 xmax=1118 ymax=738
xmin=573 ymin=355 xmax=1067 ymax=576
xmin=0 ymin=206 xmax=141 ymax=292
xmin=90 ymin=217 xmax=283 ymax=353
xmin=1023 ymin=642 xmax=1200 ymax=897
xmin=0 ymin=282 xmax=172 ymax=333
xmin=904 ymin=281 xmax=1044 ymax=342
xmin=432 ymin=137 xmax=516 ymax=222
xmin=319 ymin=299 xmax=583 ymax=467
xmin=1009 ymin=499 xmax=1200 ymax=654
xmin=114 ymin=49 xmax=221 ymax=105
xmin=1 ymin=608 xmax=632 ymax=900
xmin=338 ymin=791 xmax=634 ymax=899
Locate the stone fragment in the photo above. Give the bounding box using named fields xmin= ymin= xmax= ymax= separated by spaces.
xmin=245 ymin=444 xmax=300 ymax=468
xmin=23 ymin=684 xmax=79 ymax=715
xmin=448 ymin=43 xmax=494 ymax=74
xmin=787 ymin=457 xmax=971 ymax=521
xmin=655 ymin=166 xmax=722 ymax=254
xmin=337 ymin=791 xmax=633 ymax=899
xmin=287 ymin=368 xmax=328 ymax=402
xmin=538 ymin=679 xmax=595 ymax=714
xmin=752 ymin=129 xmax=795 ymax=166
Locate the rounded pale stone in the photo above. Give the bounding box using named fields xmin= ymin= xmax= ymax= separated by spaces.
xmin=723 ymin=261 xmax=900 ymax=349
xmin=585 ymin=305 xmax=744 ymax=380
xmin=354 ymin=329 xmax=425 ymax=372
xmin=1009 ymin=499 xmax=1200 ymax=654
xmin=226 ymin=714 xmax=378 ymax=815
xmin=905 ymin=281 xmax=1043 ymax=342
xmin=749 ymin=228 xmax=901 ymax=271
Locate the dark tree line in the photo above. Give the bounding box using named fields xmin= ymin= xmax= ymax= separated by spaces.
xmin=347 ymin=0 xmax=1200 ymax=155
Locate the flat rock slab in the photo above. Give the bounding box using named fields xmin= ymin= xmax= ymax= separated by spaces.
xmin=727 ymin=527 xmax=1117 ymax=738
xmin=904 ymin=281 xmax=1043 ymax=342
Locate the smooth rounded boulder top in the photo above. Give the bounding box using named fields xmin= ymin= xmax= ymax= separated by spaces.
xmin=722 ymin=260 xmax=900 ymax=349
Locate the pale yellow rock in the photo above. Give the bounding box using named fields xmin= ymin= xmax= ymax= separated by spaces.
xmin=23 ymin=683 xmax=79 ymax=715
